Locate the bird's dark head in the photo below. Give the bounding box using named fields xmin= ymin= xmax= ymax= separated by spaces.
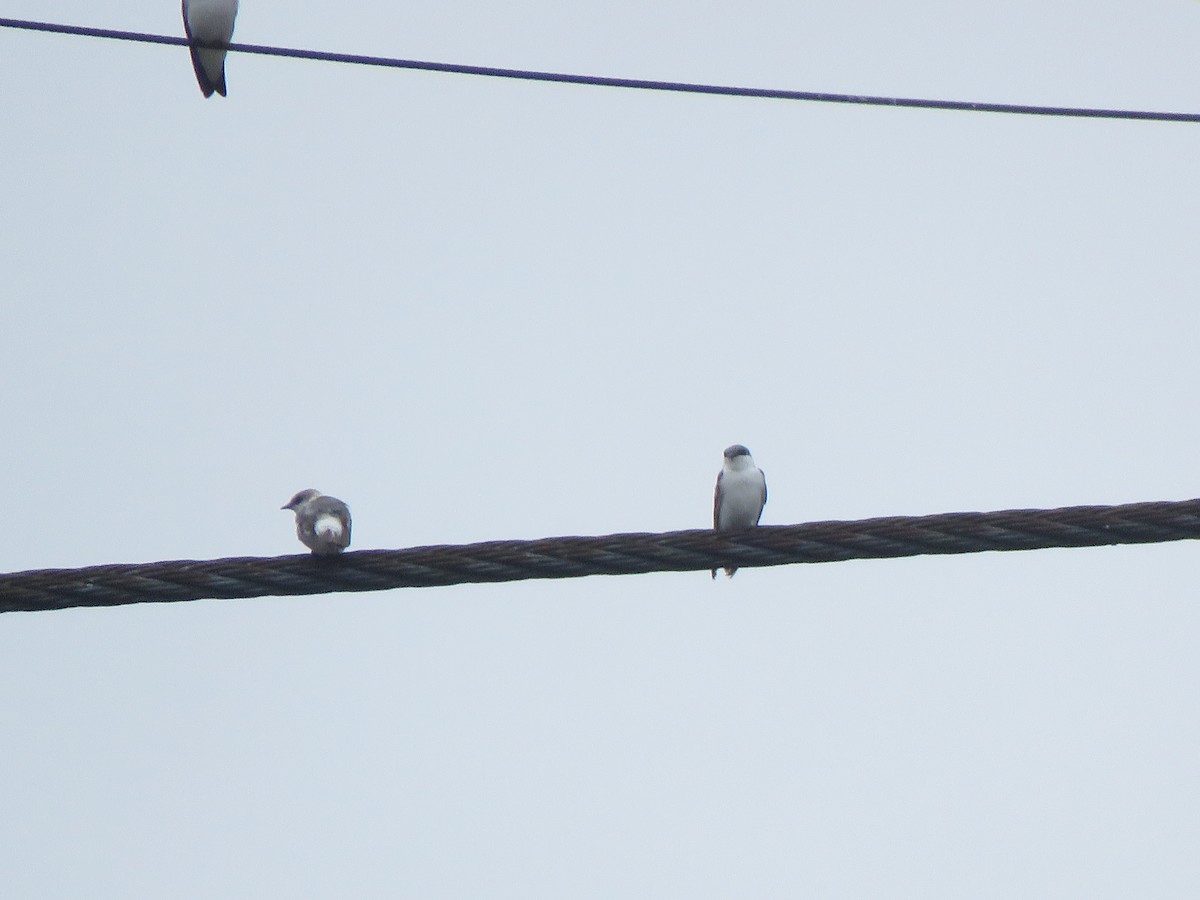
xmin=282 ymin=488 xmax=321 ymax=511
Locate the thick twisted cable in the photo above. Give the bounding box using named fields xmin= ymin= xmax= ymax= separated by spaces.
xmin=3 ymin=498 xmax=1199 ymax=614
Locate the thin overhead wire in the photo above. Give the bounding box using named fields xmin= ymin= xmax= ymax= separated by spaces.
xmin=3 ymin=497 xmax=1199 ymax=614
xmin=2 ymin=16 xmax=1199 ymax=122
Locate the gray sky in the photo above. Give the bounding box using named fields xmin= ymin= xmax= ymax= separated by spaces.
xmin=3 ymin=1 xmax=1200 ymax=896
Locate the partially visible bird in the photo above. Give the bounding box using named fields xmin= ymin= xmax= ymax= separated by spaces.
xmin=712 ymin=444 xmax=767 ymax=578
xmin=182 ymin=0 xmax=239 ymax=98
xmin=282 ymin=489 xmax=352 ymax=556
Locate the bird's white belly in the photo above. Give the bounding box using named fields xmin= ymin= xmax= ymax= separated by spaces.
xmin=718 ymin=471 xmax=764 ymax=529
xmin=186 ymin=0 xmax=238 ymax=42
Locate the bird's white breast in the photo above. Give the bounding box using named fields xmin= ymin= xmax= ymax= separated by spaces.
xmin=185 ymin=0 xmax=239 ymax=42
xmin=717 ymin=467 xmax=765 ymax=529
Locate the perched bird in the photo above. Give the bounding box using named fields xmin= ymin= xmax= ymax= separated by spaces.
xmin=282 ymin=489 xmax=352 ymax=556
xmin=711 ymin=444 xmax=768 ymax=578
xmin=182 ymin=0 xmax=239 ymax=98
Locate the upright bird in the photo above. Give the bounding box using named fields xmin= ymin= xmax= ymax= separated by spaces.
xmin=711 ymin=444 xmax=768 ymax=578
xmin=182 ymin=0 xmax=239 ymax=98
xmin=282 ymin=489 xmax=352 ymax=556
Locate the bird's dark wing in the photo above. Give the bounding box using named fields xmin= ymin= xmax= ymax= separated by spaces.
xmin=182 ymin=0 xmax=224 ymax=97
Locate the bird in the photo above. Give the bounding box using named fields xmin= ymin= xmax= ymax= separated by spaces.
xmin=282 ymin=489 xmax=352 ymax=556
xmin=182 ymin=0 xmax=239 ymax=98
xmin=711 ymin=444 xmax=767 ymax=578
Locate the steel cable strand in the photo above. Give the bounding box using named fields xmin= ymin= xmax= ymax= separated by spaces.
xmin=3 ymin=17 xmax=1200 ymax=123
xmin=4 ymin=498 xmax=1200 ymax=613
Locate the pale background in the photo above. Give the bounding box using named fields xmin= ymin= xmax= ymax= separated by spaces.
xmin=2 ymin=2 xmax=1199 ymax=896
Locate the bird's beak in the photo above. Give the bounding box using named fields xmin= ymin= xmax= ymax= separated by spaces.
xmin=280 ymin=504 xmax=291 ymax=510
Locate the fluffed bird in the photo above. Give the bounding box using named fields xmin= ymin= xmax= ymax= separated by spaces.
xmin=182 ymin=0 xmax=239 ymax=98
xmin=282 ymin=489 xmax=352 ymax=555
xmin=712 ymin=444 xmax=767 ymax=578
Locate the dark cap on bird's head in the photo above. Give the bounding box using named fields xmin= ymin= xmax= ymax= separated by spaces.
xmin=723 ymin=444 xmax=752 ymax=460
xmin=282 ymin=488 xmax=322 ymax=510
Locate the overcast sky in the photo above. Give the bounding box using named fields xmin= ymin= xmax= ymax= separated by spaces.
xmin=3 ymin=1 xmax=1200 ymax=896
